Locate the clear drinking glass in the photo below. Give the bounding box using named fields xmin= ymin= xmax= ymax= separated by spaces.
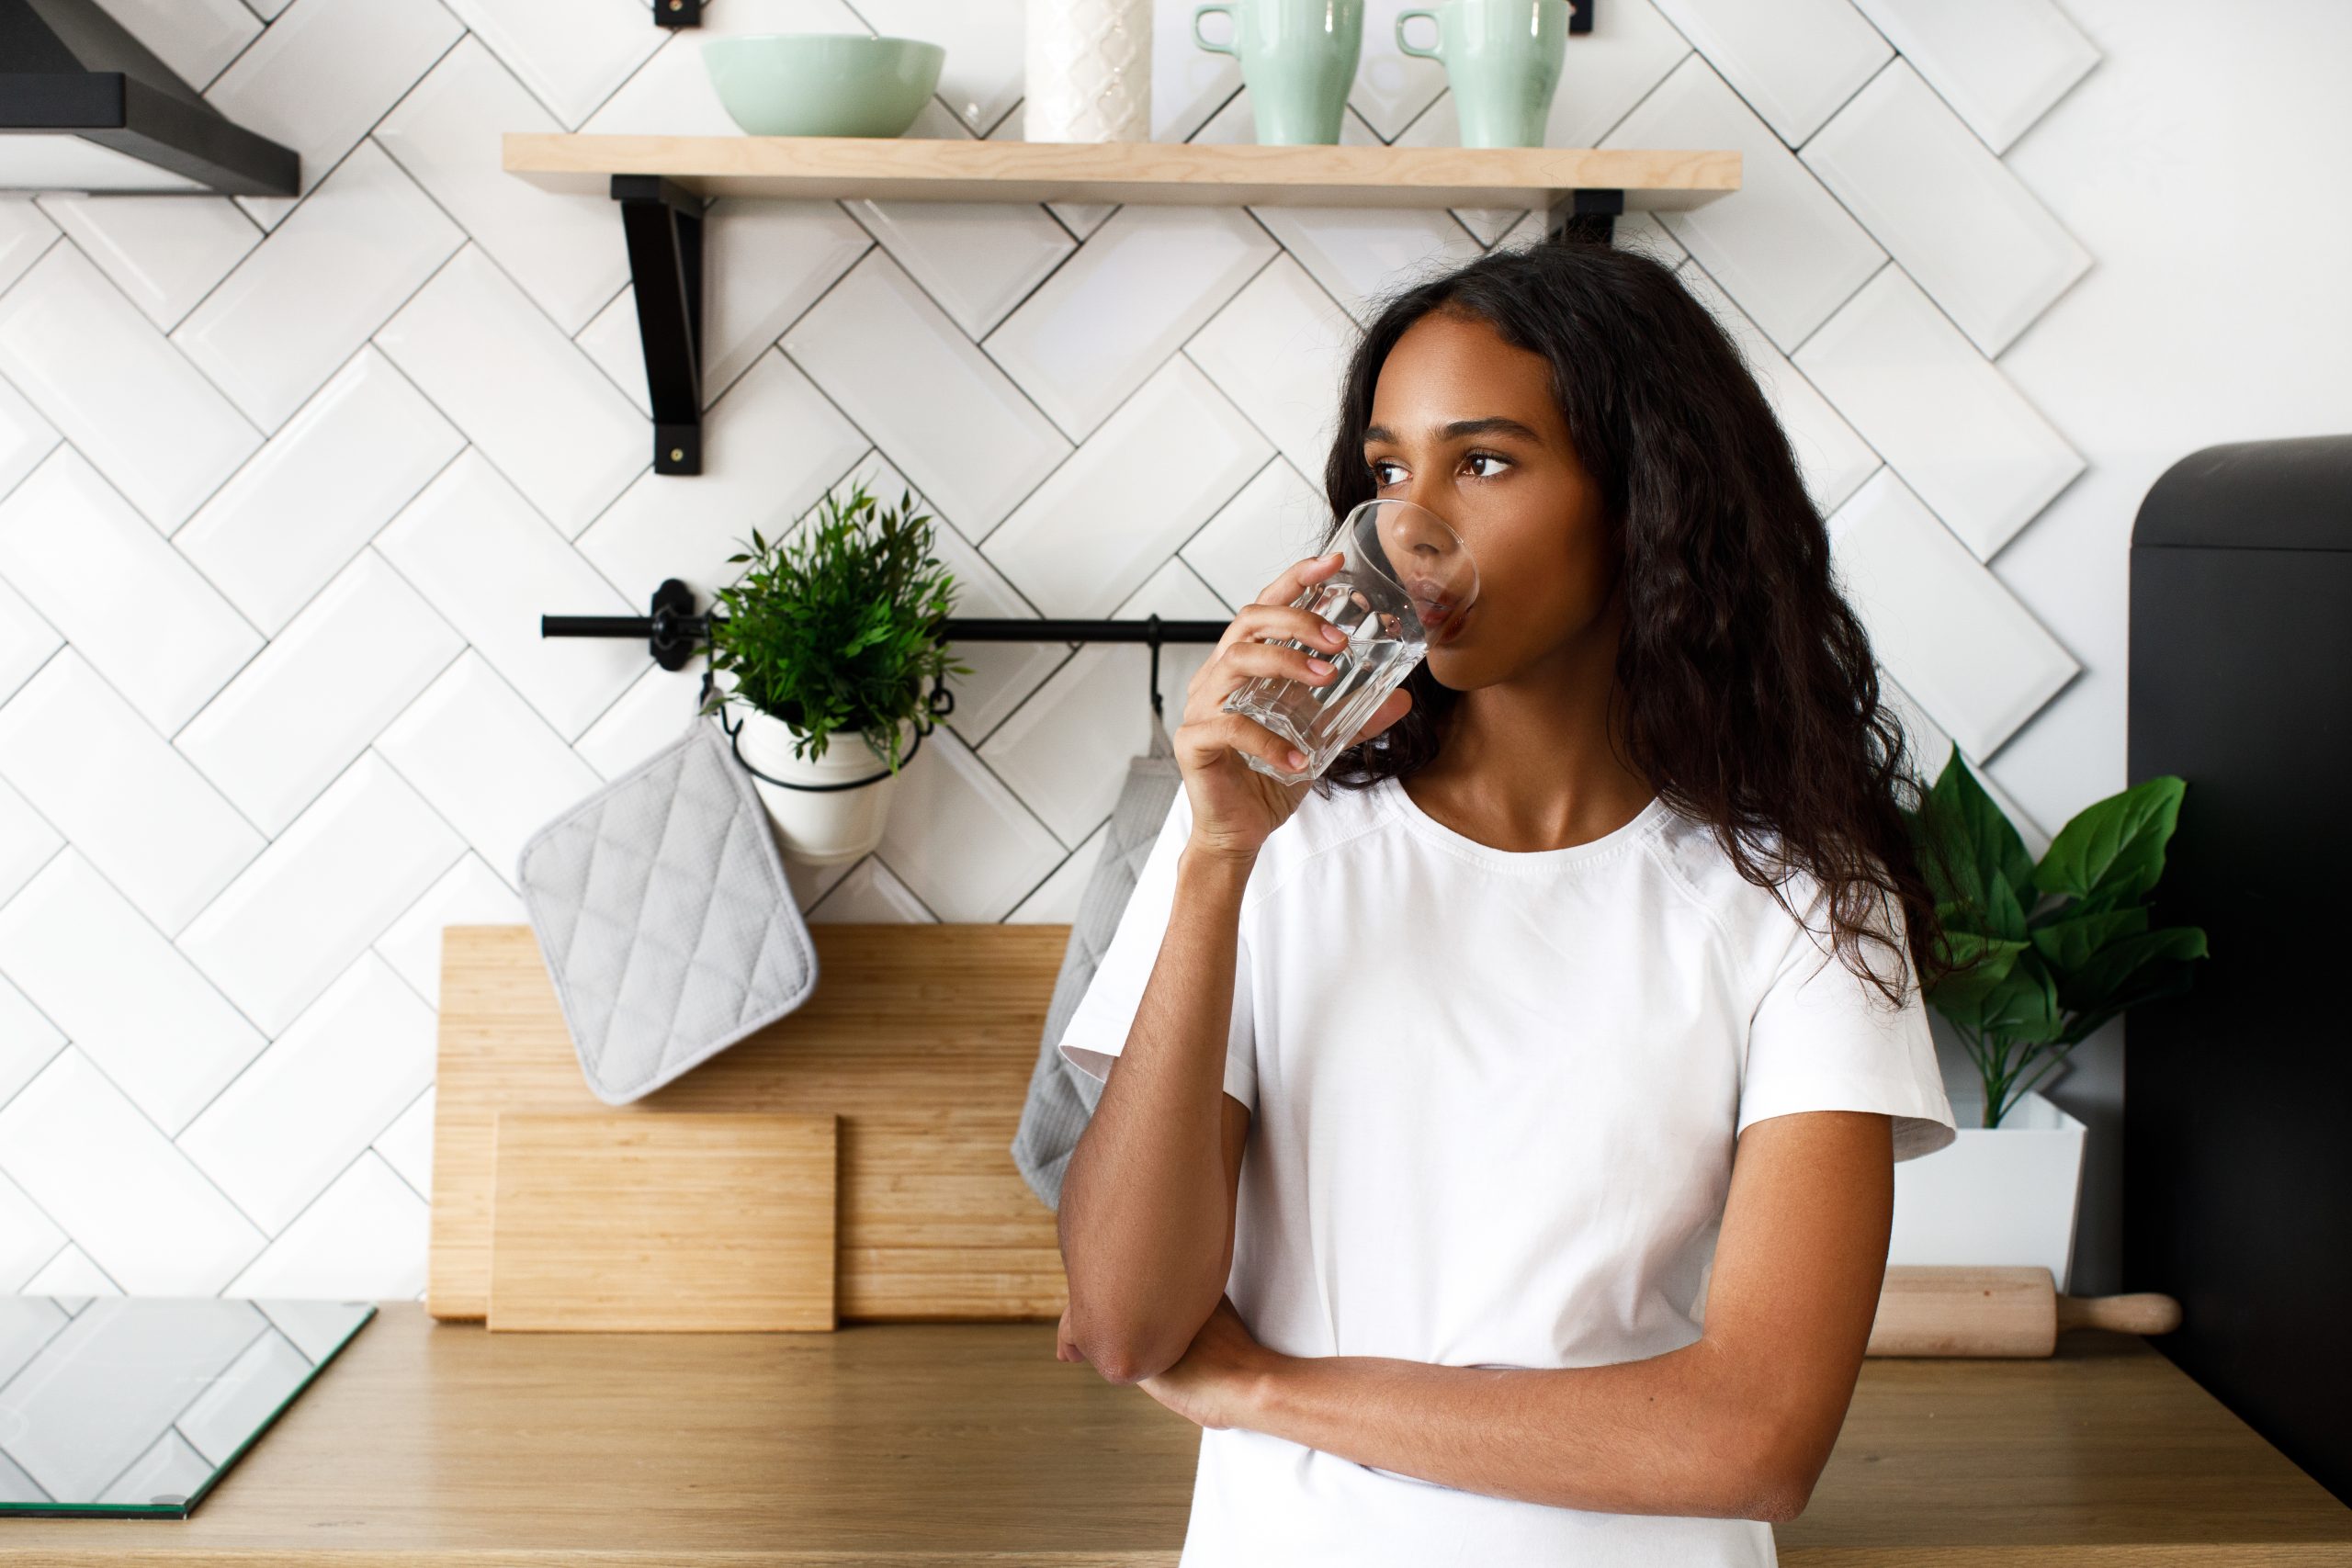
xmin=1221 ymin=497 xmax=1478 ymax=784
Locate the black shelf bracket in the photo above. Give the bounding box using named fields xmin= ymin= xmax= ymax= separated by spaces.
xmin=654 ymin=0 xmax=700 ymax=27
xmin=1546 ymin=186 xmax=1623 ymax=245
xmin=613 ymin=175 xmax=704 ymax=476
xmin=1570 ymin=0 xmax=1595 ymax=33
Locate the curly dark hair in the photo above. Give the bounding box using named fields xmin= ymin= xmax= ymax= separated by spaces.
xmin=1309 ymin=237 xmax=1951 ymax=1007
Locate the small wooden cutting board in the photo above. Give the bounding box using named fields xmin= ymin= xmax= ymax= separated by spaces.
xmin=488 ymin=1111 xmax=839 ymax=1332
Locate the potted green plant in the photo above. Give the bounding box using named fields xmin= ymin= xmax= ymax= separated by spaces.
xmin=703 ymin=479 xmax=970 ymax=864
xmin=1884 ymin=744 xmax=2211 ymax=1290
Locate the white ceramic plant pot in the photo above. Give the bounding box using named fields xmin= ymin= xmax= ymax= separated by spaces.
xmin=733 ymin=706 xmax=912 ymax=866
xmin=1023 ymin=0 xmax=1151 ymax=141
xmin=1888 ymin=1089 xmax=2088 ymax=1292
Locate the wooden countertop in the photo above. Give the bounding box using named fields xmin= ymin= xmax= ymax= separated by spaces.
xmin=7 ymin=1305 xmax=2348 ymax=1565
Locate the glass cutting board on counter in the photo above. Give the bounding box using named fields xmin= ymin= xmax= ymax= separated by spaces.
xmin=0 ymin=1296 xmax=374 ymax=1518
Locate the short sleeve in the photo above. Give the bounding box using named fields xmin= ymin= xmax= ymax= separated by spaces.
xmin=1056 ymin=787 xmax=1258 ymax=1114
xmin=1736 ymin=886 xmax=1957 ymax=1162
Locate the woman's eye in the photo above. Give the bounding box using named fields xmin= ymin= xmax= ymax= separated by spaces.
xmin=1464 ymin=452 xmax=1511 ymax=479
xmin=1369 ymin=459 xmax=1406 ymax=486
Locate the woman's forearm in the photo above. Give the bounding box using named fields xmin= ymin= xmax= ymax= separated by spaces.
xmin=1240 ymin=1338 xmax=1803 ymax=1523
xmin=1059 ymin=844 xmax=1254 ymax=1383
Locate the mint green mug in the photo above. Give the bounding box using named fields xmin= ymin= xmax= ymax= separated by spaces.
xmin=1396 ymin=0 xmax=1568 ymax=148
xmin=1193 ymin=0 xmax=1365 ymax=146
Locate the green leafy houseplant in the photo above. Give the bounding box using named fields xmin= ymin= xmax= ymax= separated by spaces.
xmin=702 ymin=480 xmax=971 ymax=773
xmin=1901 ymin=744 xmax=2210 ymax=1130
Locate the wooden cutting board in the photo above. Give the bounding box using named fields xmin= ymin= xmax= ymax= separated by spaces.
xmin=488 ymin=1111 xmax=839 ymax=1332
xmin=430 ymin=923 xmax=1070 ymax=1323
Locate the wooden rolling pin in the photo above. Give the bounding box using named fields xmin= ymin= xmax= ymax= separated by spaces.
xmin=1865 ymin=1266 xmax=2182 ymax=1358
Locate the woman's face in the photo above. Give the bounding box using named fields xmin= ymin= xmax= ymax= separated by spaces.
xmin=1361 ymin=309 xmax=1618 ymax=688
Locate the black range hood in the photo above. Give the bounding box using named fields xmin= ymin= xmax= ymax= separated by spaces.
xmin=0 ymin=0 xmax=296 ymax=197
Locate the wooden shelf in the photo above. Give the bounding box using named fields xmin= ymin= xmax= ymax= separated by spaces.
xmin=502 ymin=134 xmax=1739 ymax=211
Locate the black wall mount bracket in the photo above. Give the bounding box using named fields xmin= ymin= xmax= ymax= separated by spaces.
xmin=613 ymin=175 xmax=704 ymax=476
xmin=655 ymin=0 xmax=700 ymax=27
xmin=1546 ymin=186 xmax=1623 ymax=245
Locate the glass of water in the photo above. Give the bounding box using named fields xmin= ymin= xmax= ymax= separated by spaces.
xmin=1221 ymin=497 xmax=1478 ymax=784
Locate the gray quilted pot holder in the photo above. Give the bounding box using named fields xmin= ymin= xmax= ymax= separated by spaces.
xmin=515 ymin=715 xmax=819 ymax=1105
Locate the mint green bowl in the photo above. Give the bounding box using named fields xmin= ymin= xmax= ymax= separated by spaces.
xmin=702 ymin=33 xmax=945 ymax=138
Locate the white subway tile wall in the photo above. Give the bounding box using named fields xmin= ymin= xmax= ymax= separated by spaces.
xmin=0 ymin=0 xmax=2095 ymax=1299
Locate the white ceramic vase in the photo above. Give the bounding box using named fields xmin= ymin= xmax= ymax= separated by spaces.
xmin=733 ymin=707 xmax=913 ymax=866
xmin=1023 ymin=0 xmax=1151 ymax=141
xmin=1888 ymin=1089 xmax=2088 ymax=1293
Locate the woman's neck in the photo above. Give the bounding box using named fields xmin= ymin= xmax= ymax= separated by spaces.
xmin=1406 ymin=594 xmax=1654 ymax=855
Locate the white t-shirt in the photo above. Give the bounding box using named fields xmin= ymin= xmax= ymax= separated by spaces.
xmin=1058 ymin=774 xmax=1957 ymax=1567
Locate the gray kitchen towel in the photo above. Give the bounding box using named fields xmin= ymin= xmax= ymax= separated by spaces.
xmin=1011 ymin=707 xmax=1182 ymax=1210
xmin=514 ymin=715 xmax=819 ymax=1105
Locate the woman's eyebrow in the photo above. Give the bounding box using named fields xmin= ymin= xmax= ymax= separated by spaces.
xmin=1362 ymin=417 xmax=1543 ymax=446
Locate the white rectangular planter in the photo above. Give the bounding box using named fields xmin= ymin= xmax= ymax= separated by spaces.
xmin=1889 ymin=1089 xmax=2087 ymax=1293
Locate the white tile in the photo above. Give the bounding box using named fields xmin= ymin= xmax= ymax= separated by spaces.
xmin=207 ymin=0 xmax=465 ymax=227
xmin=1184 ymin=254 xmax=1356 ymax=480
xmin=1851 ymin=0 xmax=2098 ymax=154
xmin=21 ymin=1242 xmax=118 ymax=1301
xmin=849 ymin=197 xmax=1074 ymax=343
xmin=376 ymin=36 xmax=626 ymax=335
xmin=379 ymin=450 xmax=643 ymax=738
xmin=983 ymin=357 xmax=1269 ymax=615
xmin=176 ymin=755 xmax=464 ymax=1035
xmin=1612 ymin=209 xmax=1690 ymax=268
xmin=1350 ymin=0 xmax=1451 ymax=141
xmin=849 ymin=0 xmax=1023 ymax=134
xmin=579 ymin=350 xmax=868 ymax=601
xmin=0 ymin=369 xmax=60 ymax=502
xmin=1004 ymin=820 xmax=1102 ymax=924
xmin=920 ymin=511 xmax=1071 ymax=747
xmin=976 ymin=96 xmax=1115 ymax=241
xmin=1153 ymin=0 xmax=1241 ymax=142
xmin=1677 ymin=260 xmax=1879 ymax=514
xmin=177 ymin=1328 xmax=312 ymax=1466
xmin=225 ymin=1151 xmax=426 ymax=1301
xmin=175 ymin=141 xmax=463 ymax=433
xmin=1247 ymin=206 xmax=1481 ymax=325
xmin=1603 ymin=56 xmax=1886 ymax=354
xmin=0 ymin=199 xmax=59 ymax=297
xmin=780 ymin=850 xmax=859 ymax=917
xmin=99 ymin=0 xmax=261 ymax=90
xmin=983 ymin=558 xmax=1229 ymax=846
xmin=34 ymin=196 xmax=258 ymax=330
xmin=0 ymin=773 xmax=62 ymax=911
xmin=442 ymin=0 xmax=661 ymax=127
xmin=176 ymin=552 xmax=463 ymax=834
xmin=1180 ymin=457 xmax=1332 ymax=612
xmin=0 ymin=451 xmax=261 ymax=733
xmin=571 ymin=663 xmax=706 ymax=782
xmin=1826 ymin=470 xmax=2077 ymax=760
xmin=0 ymin=851 xmax=267 ymax=1135
xmin=0 ymin=245 xmax=260 ymax=531
xmin=372 ymin=853 xmax=523 ymax=1004
xmin=578 ymin=0 xmax=871 ymax=139
xmin=867 ymin=725 xmax=1065 ymax=922
xmin=175 ymin=347 xmax=462 ymax=633
xmin=0 ymin=655 xmax=262 ymax=934
xmin=0 ymin=1170 xmax=66 ymax=1292
xmin=1803 ymin=62 xmax=2092 ymax=357
xmin=0 ymin=971 xmax=65 ymax=1119
xmin=1795 ymin=266 xmax=2084 ymax=559
xmin=377 ymin=246 xmax=647 ymax=537
xmin=987 ymin=206 xmax=1273 ymax=441
xmin=1650 ymin=0 xmax=1890 ymax=146
xmin=0 ymin=1050 xmax=266 ymax=1294
xmin=0 ymin=568 xmax=61 ymax=707
xmin=373 ymin=653 xmax=603 ymax=880
xmin=180 ymin=955 xmax=435 ymax=1236
xmin=805 ymin=854 xmax=936 ymax=923
xmin=783 ymin=253 xmax=1070 ymax=537
xmin=372 ymin=1088 xmax=434 ymax=1198
xmin=577 ymin=196 xmax=871 ymax=414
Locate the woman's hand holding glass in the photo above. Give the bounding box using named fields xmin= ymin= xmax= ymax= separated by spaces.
xmin=1176 ymin=550 xmax=1414 ymax=865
